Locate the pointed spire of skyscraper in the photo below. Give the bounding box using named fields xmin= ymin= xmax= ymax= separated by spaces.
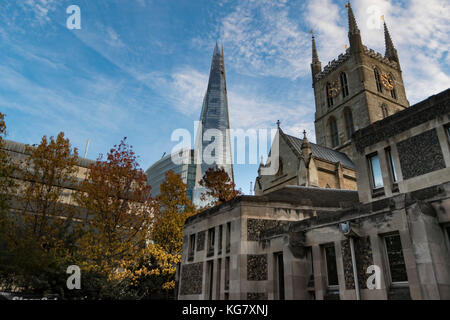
xmin=193 ymin=44 xmax=234 ymax=207
xmin=345 ymin=2 xmax=363 ymax=53
xmin=213 ymin=41 xmax=220 ymax=56
xmin=383 ymin=20 xmax=399 ymax=64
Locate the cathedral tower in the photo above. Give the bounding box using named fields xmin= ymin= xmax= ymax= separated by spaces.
xmin=312 ymin=2 xmax=409 ymax=160
xmin=193 ymin=44 xmax=234 ymax=206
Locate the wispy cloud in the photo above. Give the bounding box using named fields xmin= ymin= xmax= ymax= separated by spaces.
xmin=217 ymin=0 xmax=310 ymax=80
xmin=20 ymin=0 xmax=57 ymax=24
xmin=139 ymin=66 xmax=316 ymax=141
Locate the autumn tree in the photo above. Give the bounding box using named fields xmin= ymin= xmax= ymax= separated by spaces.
xmin=0 ymin=112 xmax=14 ymax=216
xmin=75 ymin=138 xmax=154 ymax=279
xmin=152 ymin=170 xmax=197 ymax=255
xmin=199 ymin=166 xmax=242 ymax=207
xmin=0 ymin=113 xmax=17 ymax=291
xmin=15 ymin=132 xmax=81 ymax=251
xmin=0 ymin=131 xmax=81 ymax=294
xmin=118 ymin=170 xmax=197 ymax=297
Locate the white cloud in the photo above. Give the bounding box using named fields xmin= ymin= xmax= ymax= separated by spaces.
xmin=140 ymin=66 xmax=314 ymax=142
xmin=105 ymin=27 xmax=125 ymax=48
xmin=137 ymin=68 xmax=209 ymax=116
xmin=21 ymin=0 xmax=57 ymax=24
xmin=303 ymin=0 xmax=348 ymax=63
xmin=218 ymin=0 xmax=310 ymax=79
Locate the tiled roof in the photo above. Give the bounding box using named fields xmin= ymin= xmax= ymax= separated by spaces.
xmin=283 ymin=133 xmax=355 ymax=169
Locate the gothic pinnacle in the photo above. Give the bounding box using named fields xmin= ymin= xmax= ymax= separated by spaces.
xmin=346 ymin=2 xmax=360 ymax=35
xmin=311 ymin=31 xmax=320 ymax=64
xmin=383 ymin=21 xmax=398 ymax=62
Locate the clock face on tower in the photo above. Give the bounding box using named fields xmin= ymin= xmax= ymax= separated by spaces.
xmin=381 ymin=73 xmax=394 ymax=91
xmin=327 ymin=79 xmax=341 ymax=98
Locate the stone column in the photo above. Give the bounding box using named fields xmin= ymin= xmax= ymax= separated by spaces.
xmin=405 ymin=201 xmax=450 ymax=299
xmin=312 ymin=245 xmax=326 ymax=300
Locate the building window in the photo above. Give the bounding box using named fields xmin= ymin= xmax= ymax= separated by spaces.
xmin=218 ymin=225 xmax=223 ymax=254
xmin=324 ymin=244 xmax=339 ymax=287
xmin=445 ymin=124 xmax=450 ymax=144
xmin=226 ymin=222 xmax=231 ymax=253
xmin=225 ymin=257 xmax=230 ymax=291
xmin=207 ymin=261 xmax=214 ymax=300
xmin=326 ymin=82 xmax=334 ymax=107
xmin=386 ymin=148 xmax=398 ymax=183
xmin=329 ymin=117 xmax=339 ymax=148
xmin=381 ymin=104 xmax=389 ymax=118
xmin=444 ymin=226 xmax=450 ymax=252
xmin=390 ymin=74 xmax=397 ymax=99
xmin=343 ymin=108 xmax=354 ymax=140
xmin=306 ymin=247 xmax=315 ymax=299
xmin=384 ymin=234 xmax=408 ymax=284
xmin=216 ymin=258 xmax=222 ymax=298
xmin=274 ymin=252 xmax=285 ymax=300
xmin=374 ymin=68 xmax=383 ymax=93
xmin=368 ymin=153 xmax=384 ymax=189
xmin=207 ymin=228 xmax=215 ymax=257
xmin=188 ymin=234 xmax=196 ymax=261
xmin=340 ymin=72 xmax=349 ymax=98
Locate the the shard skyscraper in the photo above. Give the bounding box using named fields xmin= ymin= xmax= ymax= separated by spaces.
xmin=193 ymin=43 xmax=234 ymax=207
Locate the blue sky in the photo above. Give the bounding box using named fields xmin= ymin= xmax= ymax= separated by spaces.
xmin=0 ymin=0 xmax=449 ymax=194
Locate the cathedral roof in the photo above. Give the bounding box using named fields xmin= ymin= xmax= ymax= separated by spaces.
xmin=282 ymin=132 xmax=355 ymax=169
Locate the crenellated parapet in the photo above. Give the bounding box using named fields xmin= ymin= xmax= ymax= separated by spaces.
xmin=314 ymin=45 xmax=399 ymax=82
xmin=314 ymin=50 xmax=351 ymax=81
xmin=362 ymin=46 xmax=399 ymax=70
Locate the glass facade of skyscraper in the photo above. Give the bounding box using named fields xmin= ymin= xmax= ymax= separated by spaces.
xmin=146 ymin=149 xmax=196 ymax=201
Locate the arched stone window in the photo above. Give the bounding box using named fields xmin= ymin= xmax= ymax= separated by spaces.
xmin=381 ymin=103 xmax=389 ymax=118
xmin=329 ymin=117 xmax=339 ymax=148
xmin=343 ymin=108 xmax=354 ymax=140
xmin=340 ymin=72 xmax=349 ymax=98
xmin=374 ymin=68 xmax=383 ymax=93
xmin=326 ymin=82 xmax=334 ymax=107
xmin=390 ymin=73 xmax=397 ymax=99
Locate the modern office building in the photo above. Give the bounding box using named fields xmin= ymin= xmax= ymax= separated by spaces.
xmin=192 ymin=43 xmax=234 ymax=207
xmin=146 ymin=149 xmax=196 ymax=201
xmin=146 ymin=44 xmax=234 ymax=206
